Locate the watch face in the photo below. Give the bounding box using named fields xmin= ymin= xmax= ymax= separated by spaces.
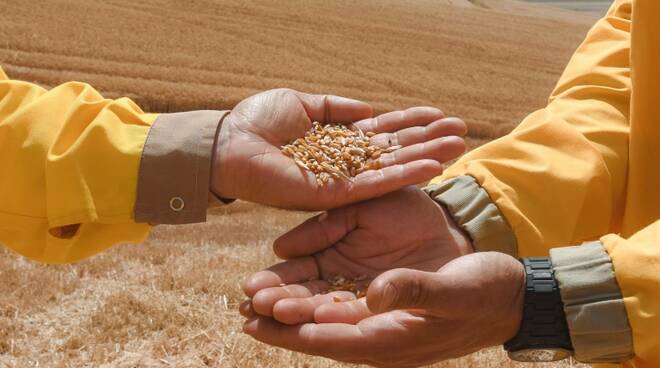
xmin=508 ymin=348 xmax=572 ymax=362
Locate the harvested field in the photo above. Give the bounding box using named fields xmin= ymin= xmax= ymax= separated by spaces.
xmin=0 ymin=0 xmax=594 ymax=366
xmin=0 ymin=0 xmax=590 ymax=146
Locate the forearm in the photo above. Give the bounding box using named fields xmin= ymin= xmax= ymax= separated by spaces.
xmin=426 ymin=0 xmax=632 ymax=257
xmin=0 ymin=74 xmax=230 ymax=263
xmin=426 ymin=201 xmax=657 ymax=365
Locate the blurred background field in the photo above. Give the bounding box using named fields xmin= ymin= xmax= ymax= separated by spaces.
xmin=524 ymin=0 xmax=611 ymax=13
xmin=0 ymin=0 xmax=599 ymax=366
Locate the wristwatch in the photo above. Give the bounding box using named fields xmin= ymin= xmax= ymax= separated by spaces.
xmin=504 ymin=257 xmax=574 ymax=362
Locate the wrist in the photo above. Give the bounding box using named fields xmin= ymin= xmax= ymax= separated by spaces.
xmin=210 ymin=112 xmax=236 ymax=201
xmin=424 ymin=176 xmax=517 ymax=256
xmin=504 ymin=259 xmax=526 ymax=342
xmin=438 ymin=202 xmax=474 ymax=255
xmin=504 ymin=257 xmax=573 ymax=362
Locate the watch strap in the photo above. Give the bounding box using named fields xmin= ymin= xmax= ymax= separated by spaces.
xmin=504 ymin=257 xmax=573 ymax=352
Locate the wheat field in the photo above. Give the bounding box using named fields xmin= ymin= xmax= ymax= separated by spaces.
xmin=0 ymin=0 xmax=595 ymax=366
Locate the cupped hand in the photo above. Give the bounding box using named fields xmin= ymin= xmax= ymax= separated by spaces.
xmin=243 ymin=252 xmax=525 ymax=368
xmin=241 ymin=186 xmax=473 ymax=324
xmin=211 ymin=88 xmax=467 ymax=210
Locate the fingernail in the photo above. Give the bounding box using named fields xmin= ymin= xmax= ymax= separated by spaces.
xmin=242 ymin=317 xmax=258 ymax=333
xmin=239 ymin=300 xmax=255 ymax=318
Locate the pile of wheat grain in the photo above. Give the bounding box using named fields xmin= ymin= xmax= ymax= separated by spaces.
xmin=281 ymin=121 xmax=400 ymax=185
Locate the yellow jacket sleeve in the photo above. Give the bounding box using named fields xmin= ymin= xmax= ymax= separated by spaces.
xmin=550 ymin=222 xmax=660 ymax=365
xmin=0 ymin=66 xmax=155 ymax=263
xmin=424 ymin=1 xmax=660 ymax=364
xmin=0 ymin=67 xmax=229 ymax=264
xmin=433 ymin=0 xmax=632 ymax=257
xmin=602 ymin=221 xmax=660 ymax=367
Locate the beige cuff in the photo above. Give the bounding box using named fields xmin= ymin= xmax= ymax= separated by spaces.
xmin=134 ymin=110 xmax=230 ymax=224
xmin=424 ymin=175 xmax=517 ymax=256
xmin=550 ymin=242 xmax=634 ymax=363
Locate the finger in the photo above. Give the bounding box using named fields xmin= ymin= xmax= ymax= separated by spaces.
xmin=273 ymin=208 xmax=356 ymax=260
xmin=239 ymin=300 xmax=256 ymax=318
xmin=252 ymin=280 xmax=329 ymax=317
xmin=315 ymin=298 xmax=374 ymax=324
xmin=378 ymin=136 xmax=466 ymax=167
xmin=344 ymin=160 xmax=443 ymax=205
xmin=273 ymin=291 xmax=356 ymax=325
xmin=367 ymin=254 xmax=525 ymax=315
xmin=366 ymin=268 xmax=444 ymax=313
xmin=370 ymin=117 xmax=467 ymax=148
xmin=295 ymin=91 xmax=373 ymax=124
xmin=243 ymin=317 xmax=369 ymax=359
xmin=354 ymin=106 xmax=444 ymax=134
xmin=242 ymin=257 xmax=319 ymax=297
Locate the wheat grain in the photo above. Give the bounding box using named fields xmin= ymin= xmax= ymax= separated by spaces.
xmin=325 ymin=274 xmax=371 ymax=299
xmin=0 ymin=1 xmax=589 ymax=366
xmin=281 ymin=121 xmax=390 ymax=186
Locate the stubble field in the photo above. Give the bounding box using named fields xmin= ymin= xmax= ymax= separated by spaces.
xmin=0 ymin=0 xmax=594 ymax=366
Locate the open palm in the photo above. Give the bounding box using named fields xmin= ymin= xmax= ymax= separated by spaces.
xmin=212 ymin=89 xmax=467 ymax=210
xmin=242 ymin=186 xmax=472 ymax=324
xmin=243 ymin=253 xmax=524 ymax=368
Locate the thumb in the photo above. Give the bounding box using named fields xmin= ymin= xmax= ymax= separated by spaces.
xmin=273 ymin=205 xmax=356 ymax=259
xmin=366 ymin=268 xmax=446 ymax=313
xmin=295 ymin=91 xmax=373 ymax=124
xmin=367 ymin=253 xmax=526 ymax=316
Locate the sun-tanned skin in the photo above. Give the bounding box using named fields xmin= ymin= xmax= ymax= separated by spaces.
xmin=241 ymin=186 xmax=472 ymax=323
xmin=245 ymin=252 xmax=525 ymax=368
xmin=212 ymin=88 xmax=467 ymax=210
xmin=241 ymin=187 xmax=526 ymax=368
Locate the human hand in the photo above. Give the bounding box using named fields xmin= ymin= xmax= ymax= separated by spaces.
xmin=211 ymin=89 xmax=466 ymax=210
xmin=241 ymin=186 xmax=473 ymax=324
xmin=243 ymin=252 xmax=525 ymax=368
